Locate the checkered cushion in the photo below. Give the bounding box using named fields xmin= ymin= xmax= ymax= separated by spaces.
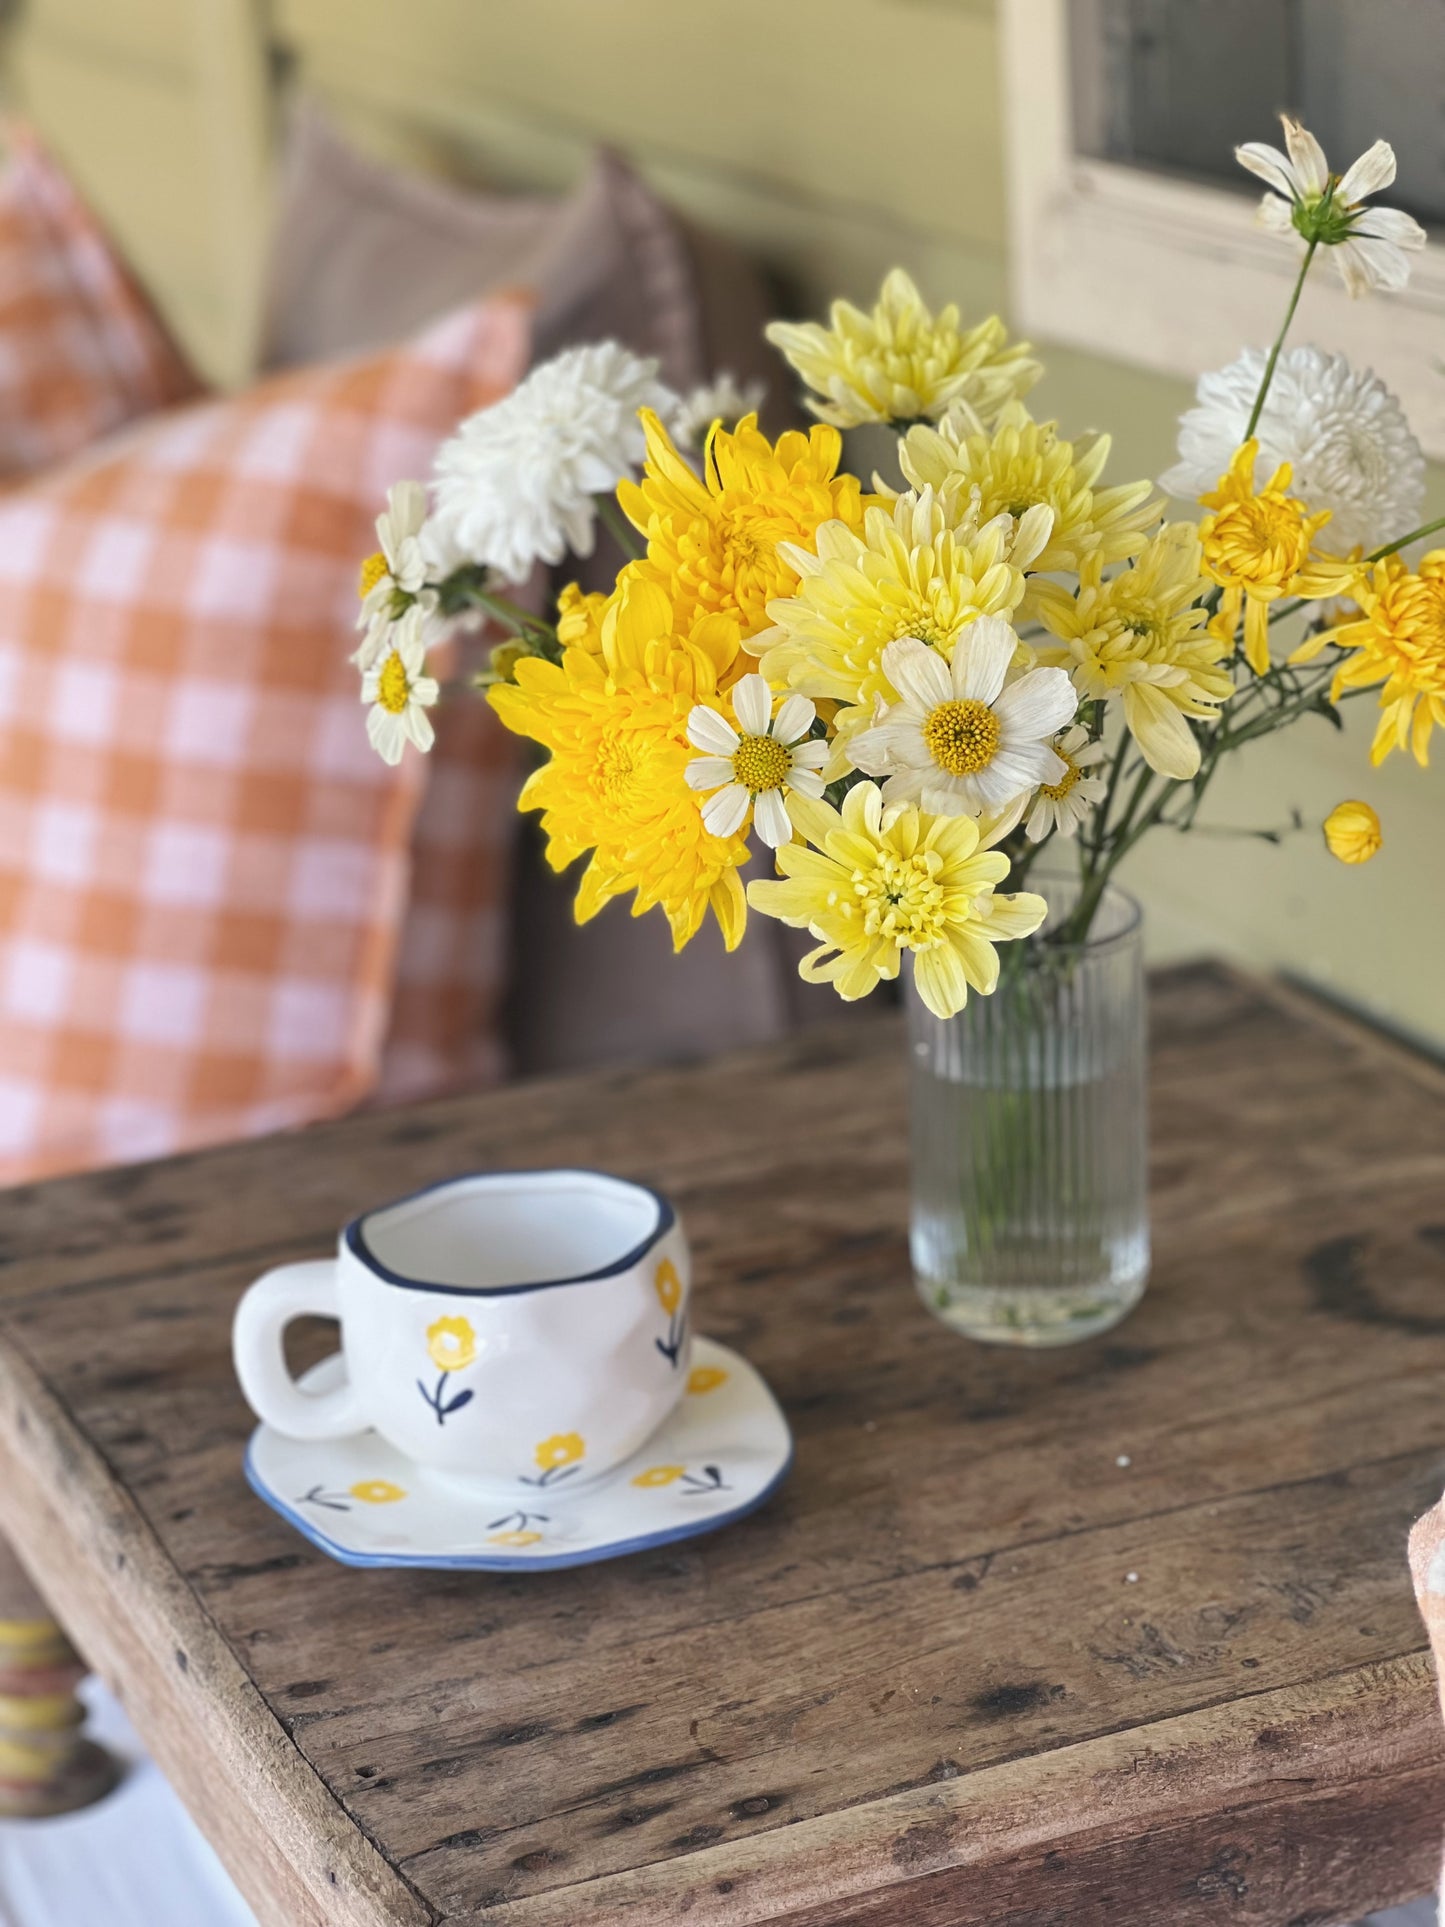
xmin=0 ymin=295 xmax=530 ymax=1183
xmin=0 ymin=125 xmax=198 ymax=480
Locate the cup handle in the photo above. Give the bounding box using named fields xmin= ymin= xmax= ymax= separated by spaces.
xmin=232 ymin=1260 xmax=366 ymax=1441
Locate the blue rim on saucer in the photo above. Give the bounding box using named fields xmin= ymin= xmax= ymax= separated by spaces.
xmin=244 ymin=1336 xmax=792 ymax=1572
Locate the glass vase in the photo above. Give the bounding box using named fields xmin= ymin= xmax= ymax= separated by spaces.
xmin=907 ymin=878 xmax=1148 ymax=1346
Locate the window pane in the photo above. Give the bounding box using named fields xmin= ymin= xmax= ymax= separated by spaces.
xmin=1070 ymin=0 xmax=1445 ymax=229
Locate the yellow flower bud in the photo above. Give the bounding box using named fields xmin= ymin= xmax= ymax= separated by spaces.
xmin=1323 ymin=800 xmax=1381 ymax=865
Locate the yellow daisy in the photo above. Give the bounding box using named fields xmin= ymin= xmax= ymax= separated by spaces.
xmin=1031 ymin=524 xmax=1234 ymax=779
xmin=617 ymin=409 xmax=865 ymax=651
xmin=765 ymin=269 xmax=1040 ymax=429
xmin=488 ymin=573 xmax=750 ymax=951
xmin=1296 ymin=550 xmax=1445 ymax=766
xmin=747 ymin=782 xmax=1047 ymax=1019
xmin=1198 ymin=441 xmax=1357 ymax=676
xmin=757 ymin=488 xmax=1050 ymax=768
xmin=896 ymin=402 xmax=1158 ymax=577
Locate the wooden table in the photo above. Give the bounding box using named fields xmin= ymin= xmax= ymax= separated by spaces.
xmin=1 ymin=964 xmax=1444 ymax=1926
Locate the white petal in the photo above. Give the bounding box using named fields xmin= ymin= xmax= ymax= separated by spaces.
xmin=1337 ymin=140 xmax=1396 ymax=204
xmin=687 ymin=705 xmax=741 ymax=754
xmin=701 ymin=784 xmax=750 ymax=837
xmin=1350 ymin=205 xmax=1427 ymax=248
xmin=753 ymin=788 xmax=793 ymax=848
xmin=953 ymin=616 xmax=1016 ymax=705
xmin=880 ymin=638 xmax=951 ymax=709
xmin=989 ymin=742 xmax=1066 ymax=794
xmin=1235 ymin=141 xmax=1296 ymax=198
xmin=786 ymin=765 xmax=826 ymax=799
xmin=405 ymin=705 xmax=436 ymax=754
xmin=790 ymin=740 xmax=831 ymax=770
xmin=1256 ymin=194 xmax=1298 ymax=234
xmin=685 ymin=755 xmax=737 ymax=790
xmin=993 ymin=667 xmax=1077 ymax=742
xmin=773 ymin=692 xmax=815 ymax=743
xmin=367 ymin=706 xmax=404 ymax=764
xmin=1338 ymin=235 xmax=1412 ymax=294
xmin=1282 ymin=119 xmax=1329 ymax=196
xmin=732 ymin=673 xmax=772 ymax=737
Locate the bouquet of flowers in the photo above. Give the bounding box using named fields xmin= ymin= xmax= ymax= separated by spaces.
xmin=356 ymin=117 xmax=1438 ymax=1023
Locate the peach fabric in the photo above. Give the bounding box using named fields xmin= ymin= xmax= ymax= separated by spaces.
xmin=0 ymin=295 xmax=530 ymax=1184
xmin=0 ymin=126 xmax=198 ymax=480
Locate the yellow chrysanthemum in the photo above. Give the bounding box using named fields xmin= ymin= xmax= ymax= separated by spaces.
xmin=757 ymin=488 xmax=1051 ymax=768
xmin=896 ymin=402 xmax=1158 ymax=578
xmin=488 ymin=573 xmax=750 ymax=951
xmin=1323 ymin=800 xmax=1382 ymax=864
xmin=425 ymin=1316 xmax=476 ymax=1374
xmin=1199 ymin=441 xmax=1357 ymax=676
xmin=747 ymin=783 xmax=1046 ymax=1019
xmin=535 ymin=1433 xmax=584 ymax=1473
xmin=1031 ymin=524 xmax=1233 ymax=780
xmin=1295 ymin=550 xmax=1445 ymax=766
xmin=765 ymin=269 xmax=1040 ymax=430
xmin=555 ymin=579 xmax=611 ymax=654
xmin=617 ymin=410 xmax=865 ymax=654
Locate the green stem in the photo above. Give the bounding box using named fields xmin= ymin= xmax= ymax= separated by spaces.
xmin=1367 ymin=513 xmax=1445 ymax=563
xmin=595 ymin=493 xmax=644 ymax=560
xmin=1244 ymin=237 xmax=1319 ymax=440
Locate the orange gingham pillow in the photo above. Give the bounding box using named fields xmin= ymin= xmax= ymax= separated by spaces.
xmin=0 ymin=295 xmax=530 ymax=1184
xmin=0 ymin=124 xmax=199 ymax=479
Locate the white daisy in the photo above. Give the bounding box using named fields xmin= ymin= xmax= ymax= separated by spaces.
xmin=685 ymin=674 xmax=829 ymax=848
xmin=1024 ymin=725 xmax=1108 ymax=841
xmin=1160 ymin=345 xmax=1424 ymax=557
xmin=847 ymin=620 xmax=1077 ymax=816
xmin=670 ymin=372 xmax=768 ymax=452
xmin=428 ymin=343 xmax=678 ymax=585
xmin=1236 ymin=116 xmax=1426 ymax=297
xmin=361 ymin=607 xmax=440 ymax=765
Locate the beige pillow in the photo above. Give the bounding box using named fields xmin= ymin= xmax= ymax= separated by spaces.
xmin=261 ymin=103 xmax=706 ymax=386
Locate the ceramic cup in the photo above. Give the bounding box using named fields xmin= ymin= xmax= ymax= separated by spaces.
xmin=232 ymin=1169 xmax=691 ymax=1493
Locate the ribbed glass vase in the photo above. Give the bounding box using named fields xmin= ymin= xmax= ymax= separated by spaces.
xmin=907 ymin=878 xmax=1148 ymax=1346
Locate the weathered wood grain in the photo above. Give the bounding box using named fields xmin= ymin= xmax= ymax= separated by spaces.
xmin=0 ymin=964 xmax=1443 ymax=1925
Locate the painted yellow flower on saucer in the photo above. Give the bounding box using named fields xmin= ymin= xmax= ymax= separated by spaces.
xmin=350 ymin=1480 xmax=406 ymax=1506
xmin=654 ymin=1258 xmax=683 ymax=1315
xmin=426 ymin=1316 xmax=476 ymax=1373
xmin=488 ymin=1530 xmax=543 ymax=1548
xmin=633 ymin=1466 xmax=684 ymax=1488
xmin=687 ymin=1366 xmax=728 ymax=1395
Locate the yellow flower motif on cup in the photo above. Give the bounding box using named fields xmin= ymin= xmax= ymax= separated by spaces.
xmin=535 ymin=1433 xmax=584 ymax=1474
xmin=1323 ymin=800 xmax=1382 ymax=864
xmin=426 ymin=1316 xmax=476 ymax=1374
xmin=687 ymin=1366 xmax=728 ymax=1395
xmin=632 ymin=1465 xmax=685 ymax=1488
xmin=654 ymin=1258 xmax=683 ymax=1316
xmin=488 ymin=1530 xmax=543 ymax=1548
xmin=349 ymin=1480 xmax=406 ymax=1506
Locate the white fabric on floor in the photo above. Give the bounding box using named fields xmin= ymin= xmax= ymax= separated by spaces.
xmin=0 ymin=1680 xmax=253 ymax=1927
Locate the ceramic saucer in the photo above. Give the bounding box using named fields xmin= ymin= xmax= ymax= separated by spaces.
xmin=245 ymin=1337 xmax=791 ymax=1571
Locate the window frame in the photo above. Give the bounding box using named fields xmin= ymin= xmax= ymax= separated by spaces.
xmin=1001 ymin=0 xmax=1445 ymax=459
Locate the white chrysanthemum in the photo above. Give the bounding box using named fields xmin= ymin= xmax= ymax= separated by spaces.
xmin=848 ymin=621 xmax=1076 ymax=816
xmin=1236 ymin=116 xmax=1426 ymax=296
xmin=1024 ymin=725 xmax=1107 ymax=841
xmin=685 ymin=674 xmax=829 ymax=849
xmin=361 ymin=606 xmax=439 ymax=765
xmin=428 ymin=343 xmax=678 ymax=585
xmin=1160 ymin=346 xmax=1424 ymax=557
xmin=670 ymin=372 xmax=768 ymax=452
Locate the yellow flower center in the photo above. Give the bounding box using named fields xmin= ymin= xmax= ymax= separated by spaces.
xmin=596 ymin=733 xmax=641 ymax=801
xmin=376 ymin=651 xmax=411 ymax=714
xmin=921 ymin=698 xmax=1001 ymax=776
xmin=1038 ymin=761 xmax=1079 ymax=802
xmin=857 ymin=848 xmax=946 ymax=946
xmin=358 ymin=550 xmax=389 ymax=600
xmin=731 ymin=734 xmax=790 ymax=794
